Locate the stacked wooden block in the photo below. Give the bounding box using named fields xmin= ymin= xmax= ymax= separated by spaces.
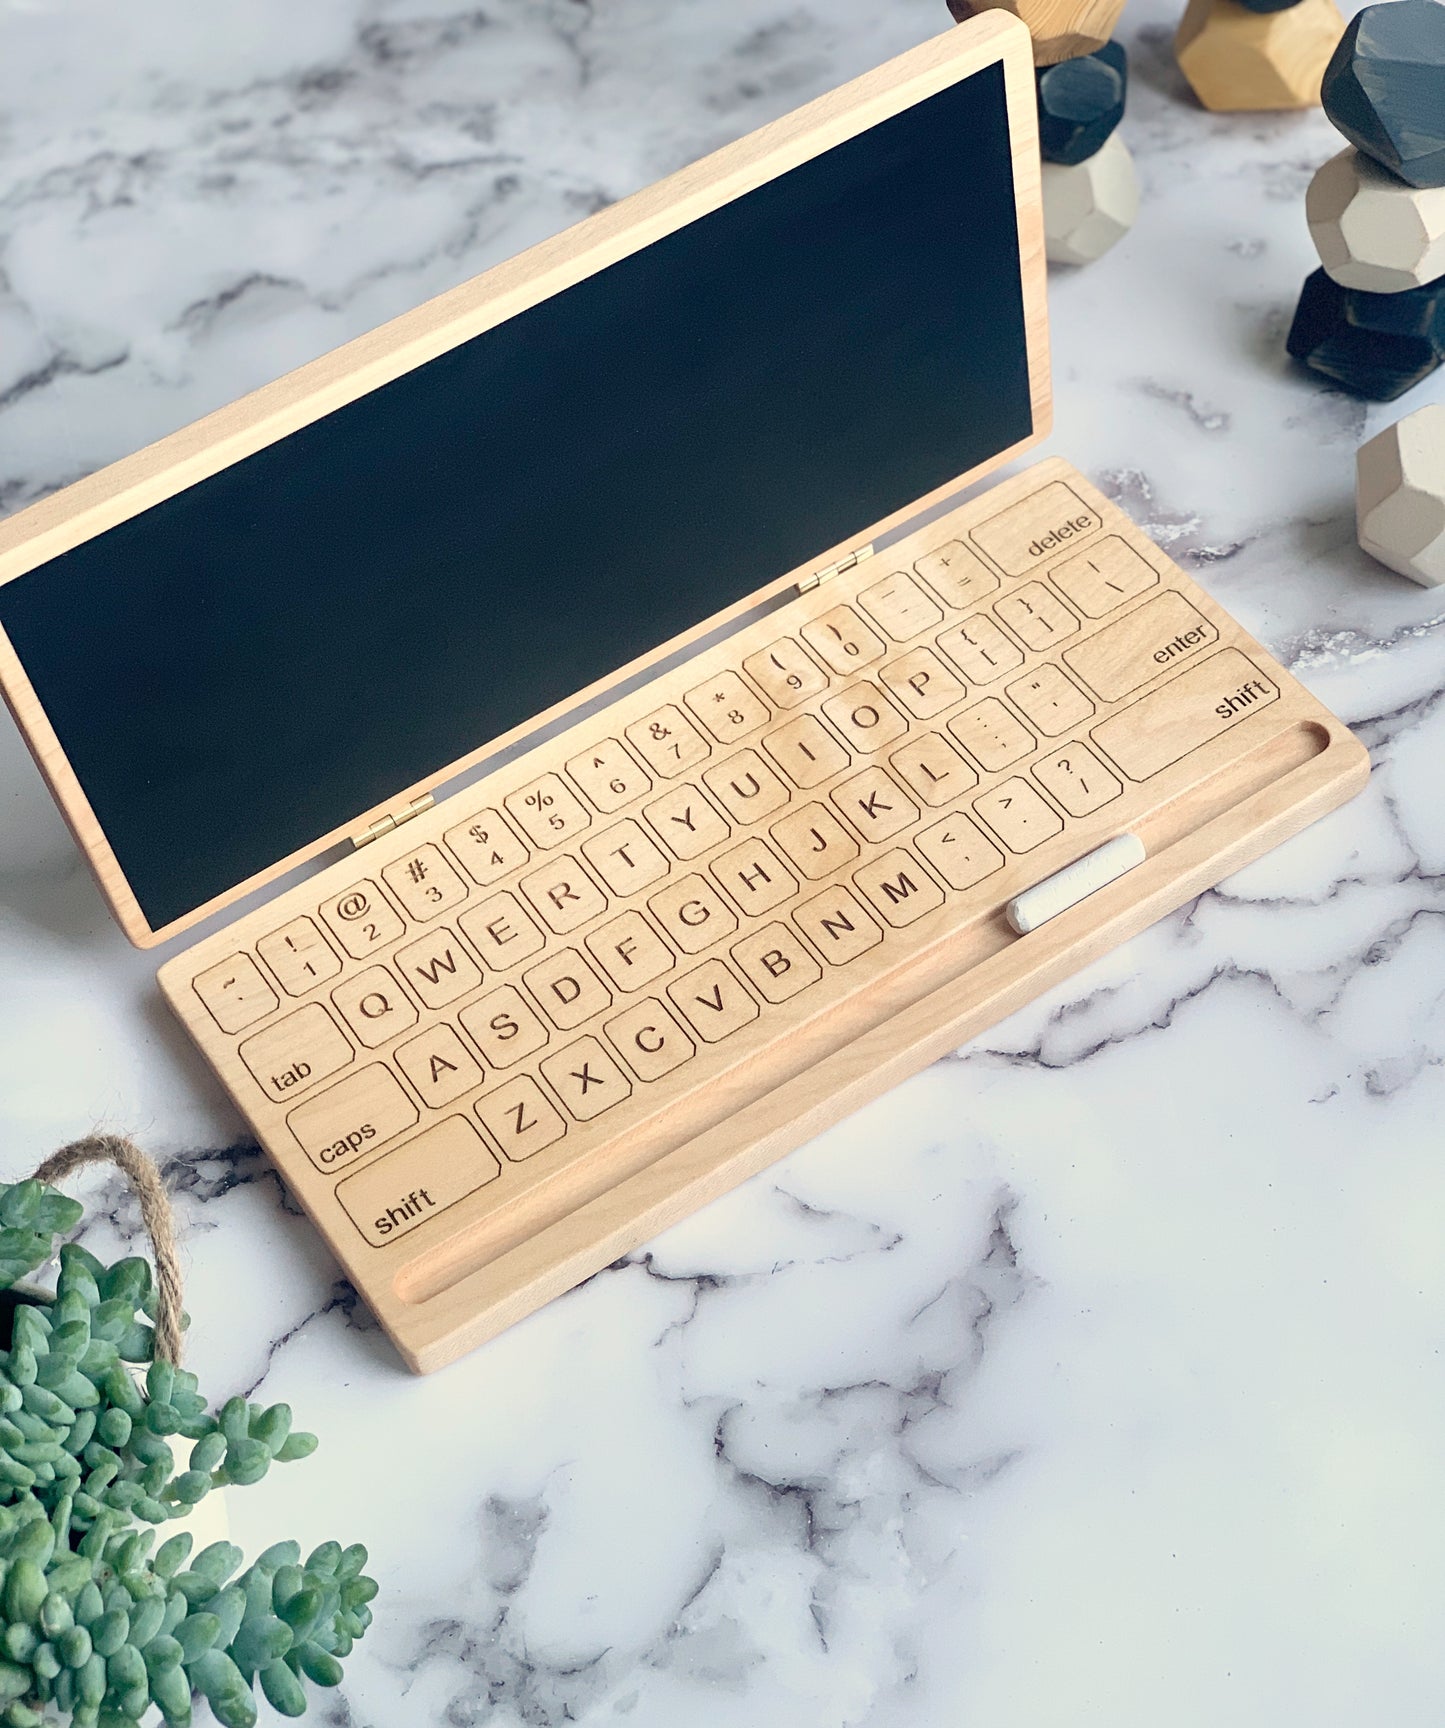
xmin=1287 ymin=0 xmax=1445 ymax=399
xmin=1175 ymin=0 xmax=1345 ymax=110
xmin=948 ymin=0 xmax=1138 ymax=262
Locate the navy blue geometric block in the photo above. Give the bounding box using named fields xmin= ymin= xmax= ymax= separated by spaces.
xmin=1037 ymin=41 xmax=1128 ymax=166
xmin=1286 ymin=266 xmax=1445 ymax=399
xmin=1321 ymin=0 xmax=1445 ymax=189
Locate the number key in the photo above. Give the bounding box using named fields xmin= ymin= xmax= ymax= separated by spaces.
xmin=565 ymin=738 xmax=652 ymax=814
xmin=382 ymin=843 xmax=469 ymax=921
xmin=505 ymin=772 xmax=592 ymax=849
xmin=443 ymin=807 xmax=530 ymax=887
xmin=626 ymin=705 xmax=711 ymax=778
xmin=257 ymin=917 xmax=341 ymax=997
xmin=800 ymin=604 xmax=885 ymax=674
xmin=320 ymin=881 xmax=405 ymax=961
xmin=684 ymin=671 xmax=770 ymax=743
xmin=742 ymin=637 xmax=828 ymax=709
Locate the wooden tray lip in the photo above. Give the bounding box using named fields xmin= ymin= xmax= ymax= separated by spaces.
xmin=0 ymin=13 xmax=1049 ymax=951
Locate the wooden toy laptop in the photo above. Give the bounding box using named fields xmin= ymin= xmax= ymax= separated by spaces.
xmin=0 ymin=15 xmax=1367 ymax=1372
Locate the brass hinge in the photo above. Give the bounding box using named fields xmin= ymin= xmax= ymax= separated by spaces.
xmin=797 ymin=543 xmax=874 ymax=594
xmin=351 ymin=793 xmax=435 ymax=848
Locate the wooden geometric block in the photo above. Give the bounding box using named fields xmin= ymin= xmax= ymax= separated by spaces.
xmin=948 ymin=0 xmax=1128 ymax=66
xmin=1175 ymin=0 xmax=1345 ymax=110
xmin=1037 ymin=41 xmax=1128 ymax=165
xmin=1287 ymin=266 xmax=1445 ymax=400
xmin=1356 ymin=402 xmax=1445 ymax=585
xmin=1322 ymin=0 xmax=1445 ymax=189
xmin=1042 ymin=131 xmax=1139 ymax=264
xmin=1307 ymin=147 xmax=1445 ymax=294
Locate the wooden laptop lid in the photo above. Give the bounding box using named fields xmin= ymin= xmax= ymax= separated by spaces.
xmin=0 ymin=14 xmax=1048 ymax=949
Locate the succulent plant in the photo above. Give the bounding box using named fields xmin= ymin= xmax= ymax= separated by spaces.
xmin=0 ymin=1177 xmax=376 ymax=1726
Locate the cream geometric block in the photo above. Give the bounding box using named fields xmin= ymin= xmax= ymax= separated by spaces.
xmin=1356 ymin=403 xmax=1445 ymax=586
xmin=1042 ymin=131 xmax=1140 ymax=265
xmin=1308 ymin=148 xmax=1445 ymax=293
xmin=1175 ymin=0 xmax=1345 ymax=111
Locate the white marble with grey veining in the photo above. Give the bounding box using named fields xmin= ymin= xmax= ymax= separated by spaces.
xmin=3 ymin=0 xmax=1445 ymax=1722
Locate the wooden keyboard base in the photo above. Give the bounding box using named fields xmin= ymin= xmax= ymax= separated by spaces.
xmin=159 ymin=459 xmax=1369 ymax=1372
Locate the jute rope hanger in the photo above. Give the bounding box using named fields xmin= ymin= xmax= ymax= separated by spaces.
xmin=28 ymin=1133 xmax=185 ymax=1368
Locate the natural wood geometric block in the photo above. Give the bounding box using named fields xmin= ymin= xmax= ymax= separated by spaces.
xmin=1307 ymin=147 xmax=1445 ymax=294
xmin=1175 ymin=0 xmax=1345 ymax=110
xmin=1038 ymin=40 xmax=1128 ymax=165
xmin=1042 ymin=131 xmax=1139 ymax=264
xmin=949 ymin=0 xmax=1127 ymax=65
xmin=1287 ymin=266 xmax=1445 ymax=400
xmin=1322 ymin=0 xmax=1445 ymax=190
xmin=1356 ymin=402 xmax=1445 ymax=585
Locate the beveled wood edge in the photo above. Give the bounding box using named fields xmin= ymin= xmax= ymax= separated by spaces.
xmin=0 ymin=12 xmax=1048 ymax=952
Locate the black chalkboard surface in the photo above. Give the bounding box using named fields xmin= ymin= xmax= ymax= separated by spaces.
xmin=0 ymin=60 xmax=1030 ymax=934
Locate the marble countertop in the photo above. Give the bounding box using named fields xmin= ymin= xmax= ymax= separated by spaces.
xmin=3 ymin=0 xmax=1444 ymax=1721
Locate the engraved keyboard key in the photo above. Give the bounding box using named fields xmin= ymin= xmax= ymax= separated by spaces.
xmin=1063 ymin=591 xmax=1218 ymax=702
xmin=394 ymin=927 xmax=483 ymax=1008
xmin=337 ymin=1116 xmax=500 ymax=1248
xmin=684 ymin=671 xmax=771 ymax=743
xmin=605 ymin=999 xmax=696 ymax=1082
xmin=880 ymin=648 xmax=966 ymax=719
xmin=858 ymin=571 xmax=943 ymax=641
xmin=257 ymin=917 xmax=340 ymax=997
xmin=743 ymin=637 xmax=829 ymax=709
xmin=458 ymin=891 xmax=546 ymax=970
xmin=194 ymin=954 xmax=278 ymax=1035
xmin=647 ymin=875 xmax=739 ymax=954
xmin=970 ymin=480 xmax=1102 ymax=576
xmin=995 ymin=583 xmax=1079 ymax=650
xmin=830 ymin=766 xmax=919 ymax=843
xmin=332 ymin=966 xmax=418 ymax=1048
xmin=667 ymin=960 xmax=760 ymax=1043
xmin=914 ymin=813 xmax=1005 ymax=891
xmin=1090 ymin=650 xmax=1279 ymax=780
xmin=458 ymin=985 xmax=549 ymax=1068
xmin=581 ymin=821 xmax=670 ymax=897
xmin=1050 ymin=536 xmax=1158 ymax=617
xmin=914 ymin=539 xmax=999 ymax=611
xmin=287 ymin=1064 xmax=418 ymax=1175
xmin=239 ymin=1004 xmax=352 ymax=1103
xmin=1004 ymin=666 xmax=1094 ymax=737
xmin=822 ymin=683 xmax=908 ymax=753
xmin=476 ymin=1076 xmax=567 ymax=1161
xmin=948 ymin=698 xmax=1036 ymax=772
xmin=520 ymin=855 xmax=607 ymax=934
xmin=703 ymin=750 xmax=791 ymax=824
xmin=937 ymin=616 xmax=1024 ymax=685
xmin=541 ymin=1036 xmax=634 ymax=1122
xmin=643 ymin=784 xmax=730 ymax=860
xmin=792 ymin=886 xmax=884 ymax=966
xmin=586 ymin=910 xmax=676 ymax=992
xmin=974 ymin=779 xmax=1065 ymax=853
xmin=321 ymin=881 xmax=405 ymax=961
xmin=769 ymin=804 xmax=860 ymax=880
xmin=731 ymin=924 xmax=823 ymax=1003
xmin=443 ymin=807 xmax=530 ymax=887
xmin=395 ymin=1023 xmax=484 ymax=1109
xmin=1032 ymin=744 xmax=1123 ymax=817
xmin=853 ymin=849 xmax=946 ymax=928
xmin=383 ymin=844 xmax=469 ymax=921
xmin=523 ymin=949 xmax=613 ymax=1031
xmin=889 ymin=733 xmax=978 ymax=807
xmin=801 ymin=604 xmax=885 ymax=673
xmin=763 ymin=714 xmax=850 ymax=789
xmin=506 ymin=773 xmax=592 ymax=849
xmin=564 ymin=738 xmax=652 ymax=813
xmin=626 ymin=705 xmax=711 ymax=777
xmin=711 ymin=837 xmax=797 ymax=916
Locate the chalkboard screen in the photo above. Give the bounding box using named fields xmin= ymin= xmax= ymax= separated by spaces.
xmin=0 ymin=58 xmax=1031 ymax=934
